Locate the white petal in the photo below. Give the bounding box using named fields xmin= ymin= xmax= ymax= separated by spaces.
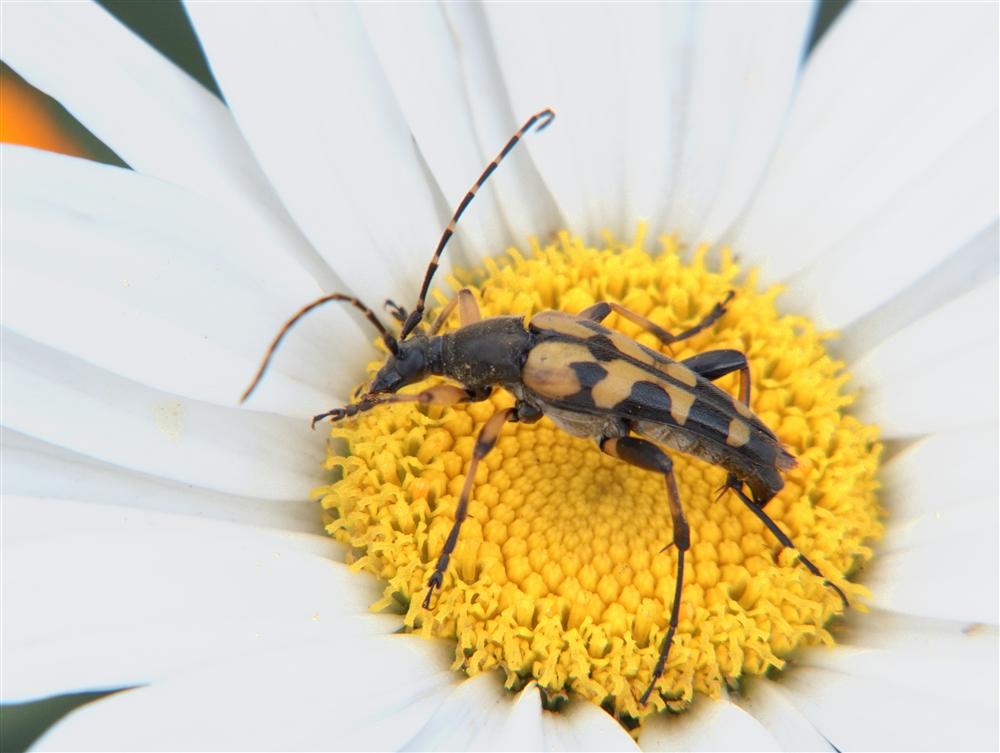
xmin=540 ymin=699 xmax=639 ymax=752
xmin=33 ymin=636 xmax=458 ymax=752
xmin=850 ymin=279 xmax=998 ymax=436
xmin=839 ymin=221 xmax=999 ymax=362
xmin=656 ymin=2 xmax=814 ymax=246
xmin=864 ymin=424 xmax=1000 ymax=622
xmin=865 ymin=497 xmax=998 ymax=624
xmin=4 ymin=146 xmax=372 ymax=415
xmin=485 ymin=3 xmax=811 ymax=245
xmin=880 ymin=426 xmax=998 ymax=520
xmin=639 ymin=691 xmax=781 ymax=751
xmin=5 ymin=331 xmax=323 ymax=500
xmin=866 ymin=428 xmax=997 ymax=623
xmin=779 ymin=616 xmax=999 ymax=751
xmin=483 ymin=3 xmax=636 ymax=240
xmin=731 ymin=2 xmax=999 ymax=312
xmin=401 ymin=674 xmax=546 ymax=751
xmin=357 ymin=5 xmax=515 ymax=259
xmin=439 ymin=4 xmax=565 ymax=245
xmin=0 ymin=0 xmax=313 ymax=244
xmin=785 ymin=116 xmax=998 ymax=329
xmin=730 ymin=679 xmax=835 ymax=752
xmin=186 ymin=2 xmax=449 ymax=306
xmin=2 ymin=431 xmax=320 ymax=534
xmin=3 ymin=505 xmax=394 ymax=702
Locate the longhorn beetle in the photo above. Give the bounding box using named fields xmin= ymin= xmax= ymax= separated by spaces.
xmin=242 ymin=108 xmax=849 ymax=706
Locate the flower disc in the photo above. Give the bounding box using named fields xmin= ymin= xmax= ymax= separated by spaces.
xmin=316 ymin=230 xmax=882 ymax=722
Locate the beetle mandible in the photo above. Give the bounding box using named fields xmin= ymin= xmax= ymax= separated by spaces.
xmin=242 ymin=108 xmax=848 ymax=706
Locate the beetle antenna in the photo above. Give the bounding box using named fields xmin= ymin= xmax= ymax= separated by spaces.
xmin=241 ymin=293 xmax=397 ymax=404
xmin=400 ymin=107 xmax=555 ymax=339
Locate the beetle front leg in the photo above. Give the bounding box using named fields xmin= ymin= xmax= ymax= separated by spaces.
xmin=580 ymin=291 xmax=734 ymax=347
xmin=312 ymin=383 xmax=491 ymax=428
xmin=423 ymin=406 xmax=515 ymax=608
xmin=599 ymin=436 xmax=689 ymax=706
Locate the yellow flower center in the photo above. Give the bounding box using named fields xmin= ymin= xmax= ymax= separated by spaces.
xmin=315 ymin=229 xmax=882 ymax=724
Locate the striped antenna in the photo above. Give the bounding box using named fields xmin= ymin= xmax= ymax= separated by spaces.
xmin=400 ymin=108 xmax=555 ymax=339
xmin=241 ymin=293 xmax=396 ymax=404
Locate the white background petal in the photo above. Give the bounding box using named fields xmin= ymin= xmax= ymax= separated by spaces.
xmin=731 ymin=1 xmax=999 ymax=324
xmin=731 ymin=679 xmax=835 ymax=752
xmin=2 ymin=430 xmax=320 ymax=534
xmin=866 ymin=426 xmax=998 ymax=623
xmin=639 ymin=691 xmax=781 ymax=751
xmin=0 ymin=0 xmax=332 ymax=287
xmin=850 ymin=280 xmax=998 ymax=437
xmin=839 ymin=221 xmax=998 ymax=361
xmin=400 ymin=674 xmax=545 ymax=751
xmin=780 ymin=613 xmax=999 ymax=751
xmin=655 ymin=2 xmax=814 ymax=246
xmin=484 ymin=3 xmax=813 ymax=245
xmin=540 ymin=698 xmax=640 ymax=752
xmin=5 ymin=331 xmax=324 ymax=500
xmin=438 ymin=4 xmax=565 ymax=246
xmin=3 ymin=498 xmax=393 ymax=702
xmin=356 ymin=4 xmax=516 ymax=259
xmin=185 ymin=1 xmax=454 ymax=307
xmin=3 ymin=146 xmax=371 ymax=415
xmin=32 ymin=637 xmax=461 ymax=751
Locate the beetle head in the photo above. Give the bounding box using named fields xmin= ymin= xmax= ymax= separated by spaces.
xmin=370 ymin=335 xmax=431 ymax=394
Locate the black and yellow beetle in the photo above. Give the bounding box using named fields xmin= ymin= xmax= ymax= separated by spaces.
xmin=242 ymin=108 xmax=848 ymax=706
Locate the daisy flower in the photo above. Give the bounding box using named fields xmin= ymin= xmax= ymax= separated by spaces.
xmin=3 ymin=1 xmax=998 ymax=750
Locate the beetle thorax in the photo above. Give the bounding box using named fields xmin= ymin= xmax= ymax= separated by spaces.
xmin=438 ymin=316 xmax=532 ymax=390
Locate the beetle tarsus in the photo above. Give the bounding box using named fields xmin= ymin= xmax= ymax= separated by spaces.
xmin=422 ymin=572 xmax=443 ymax=609
xmin=384 ymin=299 xmax=409 ymax=324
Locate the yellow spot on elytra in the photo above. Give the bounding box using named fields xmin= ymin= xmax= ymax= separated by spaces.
xmin=315 ymin=228 xmax=882 ymax=725
xmin=530 ymin=310 xmax=598 ymax=340
xmin=664 ymin=383 xmax=695 ymax=425
xmin=666 ymin=362 xmax=698 ymax=387
xmin=589 ymin=363 xmax=636 ymax=409
xmin=727 ymin=417 xmax=751 ymax=448
xmin=522 ymin=341 xmax=589 ymax=398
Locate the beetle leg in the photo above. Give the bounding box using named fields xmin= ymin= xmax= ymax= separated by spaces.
xmin=512 ymin=399 xmax=544 ymax=424
xmin=428 ymin=288 xmax=482 ymax=335
xmin=599 ymin=436 xmax=689 ymax=706
xmin=423 ymin=407 xmax=516 ymax=608
xmin=683 ymin=349 xmax=753 ymax=496
xmin=727 ymin=480 xmax=849 ymax=609
xmin=580 ymin=291 xmax=734 ymax=346
xmin=311 ymin=383 xmax=490 ymax=428
xmin=682 ymin=349 xmax=750 ymax=406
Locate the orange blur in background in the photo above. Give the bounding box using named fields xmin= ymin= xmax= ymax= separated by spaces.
xmin=1 ymin=66 xmax=88 ymax=158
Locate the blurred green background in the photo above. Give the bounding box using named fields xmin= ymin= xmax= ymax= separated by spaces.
xmin=0 ymin=1 xmax=849 ymax=749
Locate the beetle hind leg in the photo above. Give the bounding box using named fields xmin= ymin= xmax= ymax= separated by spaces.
xmin=599 ymin=436 xmax=689 ymax=706
xmin=683 ymin=349 xmax=754 ymax=494
xmin=727 ymin=480 xmax=849 ymax=609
